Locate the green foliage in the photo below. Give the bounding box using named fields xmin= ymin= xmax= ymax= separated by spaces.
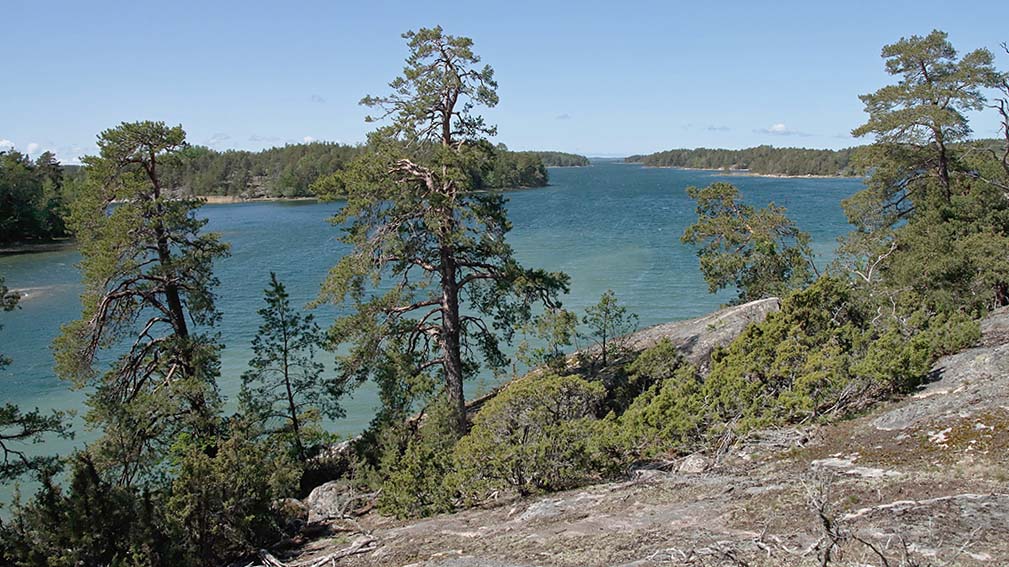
xmin=1 ymin=455 xmax=182 ymax=567
xmin=608 ymin=338 xmax=689 ymax=416
xmin=850 ymin=30 xmax=1001 ymax=200
xmin=617 ymin=359 xmax=704 ymax=456
xmin=240 ymin=273 xmax=336 ymax=462
xmin=52 ymin=121 xmax=230 ymax=486
xmin=682 ymin=182 xmax=815 ymax=303
xmin=701 ymin=278 xmax=870 ymax=431
xmin=581 ymin=289 xmax=639 ymax=370
xmin=152 ymin=142 xmax=361 ymax=198
xmin=376 ymin=396 xmax=458 ymax=518
xmin=614 ymin=279 xmax=980 ymax=458
xmin=1 ymin=424 xmax=299 ymax=567
xmin=0 ymin=150 xmax=69 ymax=244
xmin=524 ymin=151 xmax=590 ymax=168
xmin=0 ymin=275 xmax=19 ymax=370
xmin=318 ymin=27 xmax=569 ymax=434
xmin=452 ymin=374 xmax=606 ymax=501
xmin=626 ymin=145 xmax=858 ymax=176
xmin=515 ymin=307 xmax=579 ymax=373
xmin=166 ymin=420 xmax=299 ymax=565
xmin=360 ymin=26 xmax=499 ymax=143
xmin=311 ymin=144 xmax=552 ymax=196
xmin=480 ymin=146 xmax=548 ymax=188
xmin=838 ymin=30 xmax=1009 ymax=313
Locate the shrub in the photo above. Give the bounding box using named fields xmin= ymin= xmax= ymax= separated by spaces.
xmin=0 ymin=455 xmax=182 ymax=567
xmin=452 ymin=374 xmax=606 ymax=502
xmin=376 ymin=395 xmax=458 ymax=519
xmin=607 ymin=338 xmax=685 ymax=414
xmin=166 ymin=421 xmax=299 ymax=565
xmin=699 ymin=277 xmax=869 ymax=431
xmin=613 ymin=277 xmax=982 ymax=457
xmin=616 ymin=362 xmax=705 ymax=457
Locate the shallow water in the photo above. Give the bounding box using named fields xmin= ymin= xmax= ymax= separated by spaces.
xmin=0 ymin=160 xmax=862 ymax=495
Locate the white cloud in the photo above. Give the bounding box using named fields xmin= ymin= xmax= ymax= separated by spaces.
xmin=206 ymin=133 xmax=231 ymax=147
xmin=303 ymin=136 xmax=316 ymax=143
xmin=26 ymin=142 xmax=41 ymax=155
xmin=0 ymin=139 xmax=14 ymax=150
xmin=755 ymin=123 xmax=811 ymax=137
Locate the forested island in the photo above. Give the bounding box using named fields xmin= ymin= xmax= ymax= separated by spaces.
xmin=626 ymin=145 xmax=860 ymax=176
xmin=526 ymin=150 xmax=591 ymax=167
xmin=0 ymin=142 xmax=580 ymax=245
xmin=0 ymin=151 xmax=69 ymax=246
xmin=2 ymin=25 xmax=1009 ymax=567
xmin=153 ymin=143 xmax=566 ymax=198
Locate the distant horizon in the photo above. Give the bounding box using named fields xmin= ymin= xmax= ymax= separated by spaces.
xmin=11 ymin=140 xmax=881 ymax=166
xmin=3 ymin=0 xmax=1008 ymax=163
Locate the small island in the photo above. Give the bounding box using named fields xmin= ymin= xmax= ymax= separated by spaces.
xmin=523 ymin=151 xmax=591 ymax=167
xmin=626 ymin=145 xmax=860 ymax=177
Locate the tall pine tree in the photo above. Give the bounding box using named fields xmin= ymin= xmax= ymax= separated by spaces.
xmin=317 ymin=27 xmax=569 ymax=433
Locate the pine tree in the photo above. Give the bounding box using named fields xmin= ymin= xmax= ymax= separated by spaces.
xmin=582 ymin=290 xmax=638 ymax=370
xmin=317 ymin=27 xmax=569 ymax=433
xmin=53 ymin=121 xmax=229 ymax=486
xmin=240 ymin=273 xmax=336 ymax=461
xmin=682 ymin=182 xmax=815 ymax=303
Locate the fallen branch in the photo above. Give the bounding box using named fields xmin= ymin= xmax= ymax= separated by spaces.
xmin=256 ymin=536 xmax=378 ymax=567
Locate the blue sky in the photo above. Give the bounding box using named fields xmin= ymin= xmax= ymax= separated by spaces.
xmin=2 ymin=0 xmax=1008 ymax=162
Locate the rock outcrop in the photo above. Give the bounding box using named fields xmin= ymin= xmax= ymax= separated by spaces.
xmin=624 ymin=296 xmax=780 ymax=371
xmin=464 ymin=297 xmax=781 ymax=416
xmin=277 ymin=307 xmax=1009 ymax=566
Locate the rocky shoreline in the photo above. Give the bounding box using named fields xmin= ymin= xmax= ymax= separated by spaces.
xmin=266 ymin=304 xmax=1009 ymax=567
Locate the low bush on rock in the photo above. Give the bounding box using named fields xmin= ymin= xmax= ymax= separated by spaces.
xmin=613 ymin=278 xmax=981 ymax=456
xmin=376 ymin=396 xmax=459 ymax=519
xmin=452 ymin=374 xmax=608 ymax=502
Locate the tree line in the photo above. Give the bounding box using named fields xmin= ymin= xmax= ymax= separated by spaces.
xmin=0 ymin=152 xmax=71 ymax=245
xmin=626 ymin=144 xmax=860 ymax=176
xmin=1 ymin=27 xmax=1007 ymax=567
xmin=153 ymin=143 xmax=560 ymax=198
xmin=0 ymin=141 xmax=570 ymax=246
xmin=525 ymin=150 xmax=590 ymax=167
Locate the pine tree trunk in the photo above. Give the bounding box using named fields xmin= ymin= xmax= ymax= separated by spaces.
xmin=439 ymin=245 xmax=467 ymax=434
xmin=282 ymin=329 xmax=305 ymax=461
xmin=935 ymin=129 xmax=952 ymax=201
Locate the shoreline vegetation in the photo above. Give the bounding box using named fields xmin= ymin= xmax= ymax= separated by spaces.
xmin=65 ymin=142 xmax=568 ymax=200
xmin=625 ymin=145 xmax=862 ymax=177
xmin=198 ymin=195 xmax=319 ymax=204
xmin=635 ymin=164 xmax=858 ymax=179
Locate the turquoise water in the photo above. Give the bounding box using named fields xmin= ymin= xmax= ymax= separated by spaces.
xmin=0 ymin=160 xmax=862 ymax=488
